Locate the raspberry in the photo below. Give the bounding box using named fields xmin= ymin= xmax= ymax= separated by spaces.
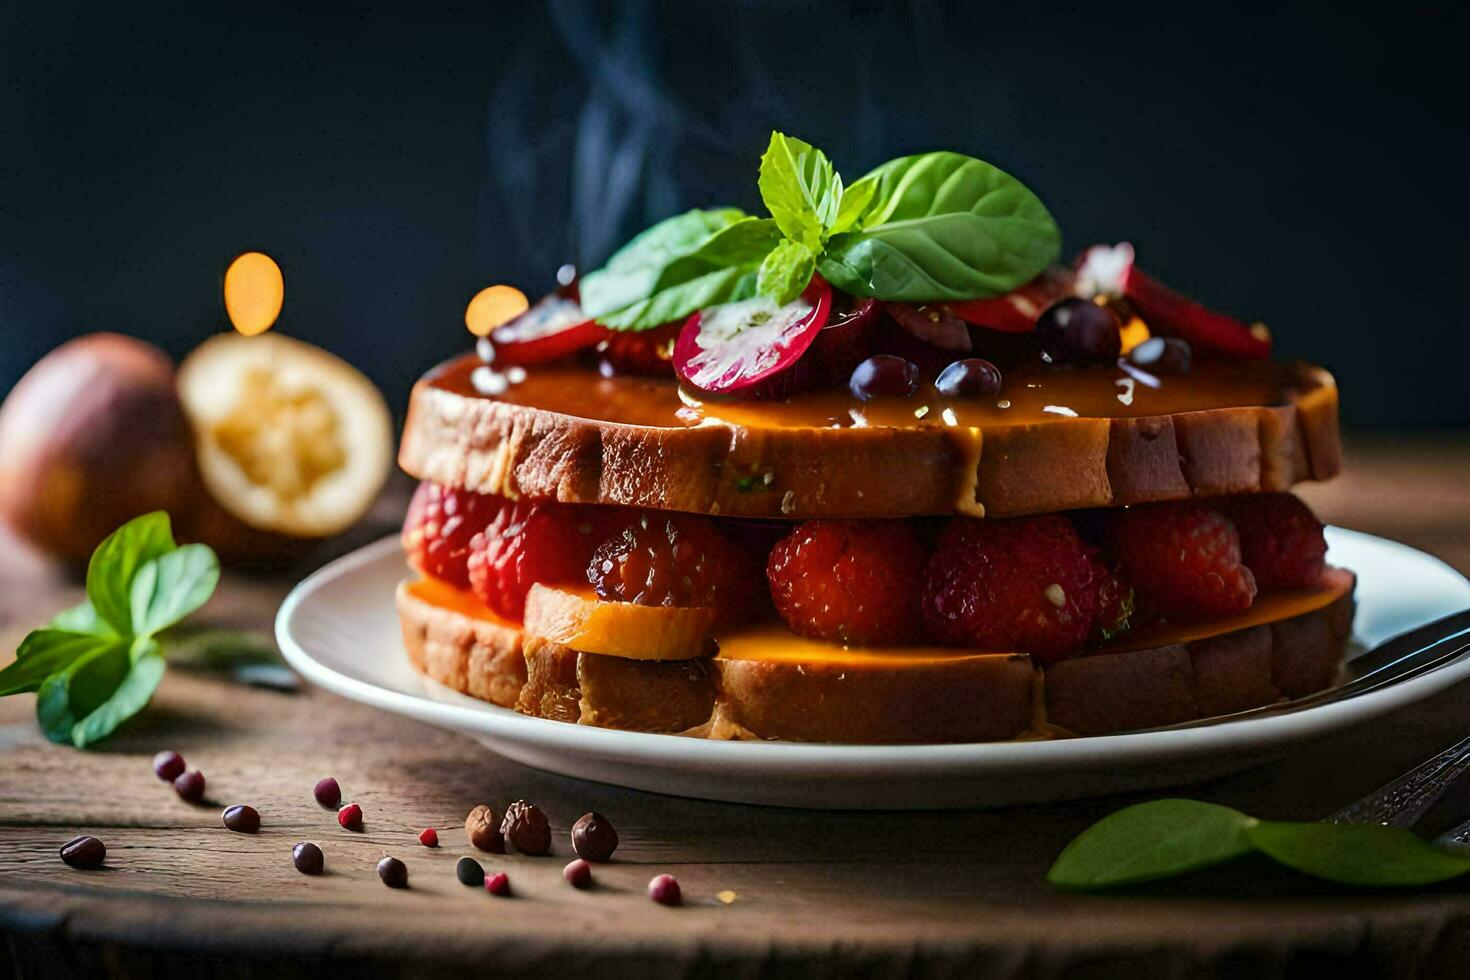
xmin=596 ymin=322 xmax=679 ymax=378
xmin=467 ymin=500 xmax=605 ymax=621
xmin=1221 ymin=492 xmax=1328 ymax=590
xmin=587 ymin=512 xmax=751 ymax=611
xmin=1107 ymin=502 xmax=1257 ymax=621
xmin=922 ymin=515 xmax=1101 ymax=664
xmin=766 ymin=520 xmax=928 ymax=646
xmin=402 ymin=482 xmax=499 ymax=589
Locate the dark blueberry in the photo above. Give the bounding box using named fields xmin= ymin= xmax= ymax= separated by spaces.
xmin=1127 ymin=336 xmax=1192 ymax=374
xmin=152 ymin=750 xmax=185 ymax=782
xmin=648 ymin=873 xmax=682 ymax=906
xmin=935 ymin=358 xmax=1003 ymax=399
xmin=292 ymin=842 xmax=324 ymax=875
xmin=563 ymin=859 xmax=593 ymax=889
xmin=849 ymin=355 xmax=918 ymax=401
xmin=1036 ymin=298 xmax=1122 ymax=366
xmin=173 ymin=770 xmax=206 ymax=803
xmin=571 ymin=812 xmax=619 ymax=863
xmin=455 ymin=856 xmax=485 ymax=887
xmin=59 ymin=835 xmax=106 ymax=869
xmin=377 ymin=856 xmax=408 ymax=889
xmin=313 ymin=777 xmax=341 ymax=809
xmin=222 ymin=804 xmax=260 ymax=834
xmin=500 ymin=801 xmax=551 ymax=856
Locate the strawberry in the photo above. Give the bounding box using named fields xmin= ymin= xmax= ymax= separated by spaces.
xmin=402 ymin=482 xmax=499 ymax=589
xmin=467 ymin=499 xmax=606 ymax=621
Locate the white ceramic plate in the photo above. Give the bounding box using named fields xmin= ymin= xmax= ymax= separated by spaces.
xmin=276 ymin=529 xmax=1470 ymax=809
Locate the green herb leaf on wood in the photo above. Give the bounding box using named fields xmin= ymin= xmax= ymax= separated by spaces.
xmin=130 ymin=543 xmax=221 ymax=638
xmin=1047 ymin=799 xmax=1258 ymax=891
xmin=1247 ymin=821 xmax=1470 ymax=887
xmin=86 ymin=511 xmax=176 ymax=635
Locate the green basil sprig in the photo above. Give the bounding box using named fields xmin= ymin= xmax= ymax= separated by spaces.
xmin=578 ymin=132 xmax=1061 ymax=329
xmin=0 ymin=512 xmax=220 ymax=747
xmin=1047 ymin=798 xmax=1470 ymax=891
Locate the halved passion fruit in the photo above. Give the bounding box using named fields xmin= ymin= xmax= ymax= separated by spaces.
xmin=178 ymin=332 xmax=393 ymax=540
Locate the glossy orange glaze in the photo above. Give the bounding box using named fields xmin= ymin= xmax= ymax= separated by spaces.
xmin=427 ymin=354 xmax=1304 ymax=432
xmin=405 ymin=569 xmax=1353 ymax=666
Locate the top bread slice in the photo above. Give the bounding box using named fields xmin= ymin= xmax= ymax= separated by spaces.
xmin=399 ymin=358 xmax=1340 ymax=519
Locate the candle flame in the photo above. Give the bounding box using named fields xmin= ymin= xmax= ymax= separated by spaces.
xmin=224 ymin=252 xmax=284 ymax=337
xmin=465 ymin=285 xmax=529 ymax=338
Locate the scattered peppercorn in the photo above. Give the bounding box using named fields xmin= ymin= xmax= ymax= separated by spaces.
xmin=173 ymin=769 xmax=206 ymax=803
xmin=59 ymin=835 xmax=106 ymax=869
xmin=152 ymin=750 xmax=185 ymax=782
xmin=571 ymin=812 xmax=618 ymax=863
xmin=455 ymin=856 xmax=485 ymax=887
xmin=337 ymin=802 xmax=363 ymax=831
xmin=377 ymin=856 xmax=408 ymax=889
xmin=563 ymin=859 xmax=592 ymax=889
xmin=485 ymin=871 xmax=511 ymax=896
xmin=292 ymin=842 xmax=324 ymax=875
xmin=501 ymin=800 xmax=551 ymax=855
xmin=648 ymin=873 xmax=681 ymax=906
xmin=419 ymin=827 xmax=438 ymax=847
xmin=222 ymin=804 xmax=260 ymax=834
xmin=313 ymin=777 xmax=341 ymax=809
xmin=465 ymin=804 xmax=503 ymax=853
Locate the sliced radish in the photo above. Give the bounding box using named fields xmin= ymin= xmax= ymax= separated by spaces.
xmin=489 ymin=294 xmax=607 ymax=365
xmin=947 ymin=266 xmax=1077 ymax=333
xmin=674 ymin=279 xmax=832 ymax=396
xmin=886 ymin=303 xmax=972 ymax=351
xmin=1074 ymin=244 xmax=1271 ymax=360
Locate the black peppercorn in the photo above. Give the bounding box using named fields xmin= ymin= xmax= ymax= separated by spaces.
xmin=377 ymin=856 xmax=408 ymax=889
xmin=455 ymin=856 xmax=485 ymax=887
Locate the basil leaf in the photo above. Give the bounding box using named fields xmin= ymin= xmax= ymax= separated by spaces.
xmin=831 ymin=173 xmax=878 ymax=235
xmin=0 ymin=629 xmax=107 ymax=696
xmin=129 ymin=543 xmax=220 ymax=638
xmin=85 ymin=512 xmax=176 ymax=635
xmin=818 ymin=151 xmax=1060 ymax=302
xmin=596 ymin=266 xmax=751 ymax=331
xmin=1047 ymin=800 xmax=1258 ymax=891
xmin=68 ymin=648 xmax=166 ymax=747
xmin=580 ymin=208 xmax=746 ymax=319
xmin=1248 ymin=821 xmax=1470 ymax=887
xmin=756 ymin=239 xmax=815 ymax=305
xmin=36 ymin=640 xmax=130 ymax=745
xmin=50 ymin=601 xmax=106 ymax=634
xmin=758 ymin=131 xmax=840 ymax=250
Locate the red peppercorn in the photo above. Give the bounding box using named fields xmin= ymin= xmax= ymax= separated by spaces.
xmin=313 ymin=777 xmax=341 ymax=809
xmin=648 ymin=873 xmax=681 ymax=906
xmin=152 ymin=750 xmax=185 ymax=782
xmin=419 ymin=827 xmax=438 ymax=847
xmin=337 ymin=802 xmax=363 ymax=831
xmin=485 ymin=871 xmax=511 ymax=897
xmin=563 ymin=859 xmax=592 ymax=889
xmin=173 ymin=770 xmax=206 ymax=803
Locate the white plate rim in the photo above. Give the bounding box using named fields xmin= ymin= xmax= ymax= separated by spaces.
xmin=276 ymin=529 xmax=1470 ymax=778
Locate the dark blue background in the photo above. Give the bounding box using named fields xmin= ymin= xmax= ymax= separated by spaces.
xmin=2 ymin=2 xmax=1464 ymax=426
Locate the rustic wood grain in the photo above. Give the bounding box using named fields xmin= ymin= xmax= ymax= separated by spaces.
xmin=1 ymin=437 xmax=1469 ymax=978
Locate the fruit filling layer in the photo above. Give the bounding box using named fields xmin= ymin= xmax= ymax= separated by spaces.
xmin=402 ymin=483 xmax=1341 ymax=665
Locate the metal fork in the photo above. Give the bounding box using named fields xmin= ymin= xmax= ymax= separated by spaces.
xmin=1329 ymin=734 xmax=1470 ymax=849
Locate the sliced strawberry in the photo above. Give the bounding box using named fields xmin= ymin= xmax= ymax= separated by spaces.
xmin=490 ymin=293 xmax=607 ymax=365
xmin=946 ymin=265 xmax=1076 ymax=333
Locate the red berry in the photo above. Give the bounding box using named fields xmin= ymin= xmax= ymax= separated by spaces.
xmin=467 ymin=500 xmax=606 ymax=621
xmin=419 ymin=827 xmax=438 ymax=847
xmin=313 ymin=777 xmax=341 ymax=809
xmin=402 ymin=482 xmax=499 ymax=589
xmin=767 ymin=520 xmax=927 ymax=645
xmin=152 ymin=750 xmax=185 ymax=782
xmin=1107 ymin=502 xmax=1257 ymax=621
xmin=1221 ymin=492 xmax=1328 ymax=590
xmin=338 ymin=802 xmax=363 ymax=831
xmin=588 ymin=512 xmax=753 ymax=612
xmin=485 ymin=871 xmax=511 ymax=896
xmin=922 ymin=515 xmax=1101 ymax=664
xmin=597 ymin=322 xmax=680 ymax=377
xmin=172 ymin=769 xmax=206 ymax=803
xmin=563 ymin=858 xmax=593 ymax=889
xmin=648 ymin=873 xmax=681 ymax=906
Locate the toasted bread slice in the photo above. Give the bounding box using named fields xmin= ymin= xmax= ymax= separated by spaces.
xmin=399 ymin=357 xmax=1339 ymax=520
xmin=396 ymin=570 xmax=1356 ymax=744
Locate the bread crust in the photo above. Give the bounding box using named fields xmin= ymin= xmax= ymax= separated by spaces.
xmin=396 ymin=572 xmax=1356 ymax=744
xmin=399 ymin=361 xmax=1340 ymax=519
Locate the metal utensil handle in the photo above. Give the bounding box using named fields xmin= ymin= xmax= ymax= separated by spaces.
xmin=1328 ymin=735 xmax=1470 ymax=827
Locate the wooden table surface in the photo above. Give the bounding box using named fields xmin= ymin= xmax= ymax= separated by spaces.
xmin=2 ymin=433 xmax=1469 ymax=979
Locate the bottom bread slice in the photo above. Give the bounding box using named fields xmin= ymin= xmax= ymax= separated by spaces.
xmin=396 ymin=570 xmax=1356 ymax=744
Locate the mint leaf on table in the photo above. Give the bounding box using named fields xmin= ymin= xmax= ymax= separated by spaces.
xmin=818 ymin=151 xmax=1061 ymax=302
xmin=1049 ymin=798 xmax=1470 ymax=891
xmin=0 ymin=511 xmax=221 ymax=747
xmin=758 ymin=131 xmax=841 ymax=251
xmin=756 ymin=239 xmax=816 ymax=306
xmin=1047 ymin=800 xmax=1259 ymax=891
